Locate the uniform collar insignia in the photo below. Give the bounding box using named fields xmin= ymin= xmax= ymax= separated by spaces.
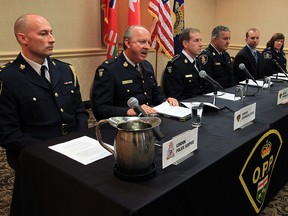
xmin=123 ymin=62 xmax=128 ymax=67
xmin=20 ymin=64 xmax=26 ymax=70
xmin=184 ymin=59 xmax=188 ymax=63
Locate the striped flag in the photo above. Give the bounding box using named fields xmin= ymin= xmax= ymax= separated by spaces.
xmin=101 ymin=0 xmax=118 ymax=59
xmin=172 ymin=0 xmax=184 ymax=55
xmin=128 ymin=0 xmax=141 ymax=25
xmin=148 ymin=0 xmax=174 ymax=59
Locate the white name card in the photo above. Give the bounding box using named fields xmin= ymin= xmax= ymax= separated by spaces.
xmin=277 ymin=87 xmax=288 ymax=105
xmin=234 ymin=103 xmax=256 ymax=130
xmin=162 ymin=128 xmax=198 ymax=169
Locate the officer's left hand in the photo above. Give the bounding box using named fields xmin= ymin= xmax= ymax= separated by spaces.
xmin=166 ymin=97 xmax=179 ymax=106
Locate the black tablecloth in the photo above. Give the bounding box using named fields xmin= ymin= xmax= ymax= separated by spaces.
xmin=10 ymin=82 xmax=288 ymax=216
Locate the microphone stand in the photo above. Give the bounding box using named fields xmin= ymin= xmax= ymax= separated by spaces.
xmin=212 ymin=91 xmax=217 ymax=105
xmin=244 ymin=78 xmax=249 ymax=96
xmin=271 ymin=72 xmax=284 ymax=83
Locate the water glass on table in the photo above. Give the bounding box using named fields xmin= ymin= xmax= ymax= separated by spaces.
xmin=191 ymin=102 xmax=203 ymax=127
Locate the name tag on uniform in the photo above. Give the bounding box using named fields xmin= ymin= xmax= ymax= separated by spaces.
xmin=185 ymin=74 xmax=193 ymax=78
xmin=122 ymin=80 xmax=133 ymax=85
xmin=215 ymin=62 xmax=221 ymax=65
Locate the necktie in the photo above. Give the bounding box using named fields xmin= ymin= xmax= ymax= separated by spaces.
xmin=135 ymin=64 xmax=143 ymax=77
xmin=253 ymin=51 xmax=258 ymax=63
xmin=193 ymin=60 xmax=199 ymax=72
xmin=40 ymin=65 xmax=50 ymax=83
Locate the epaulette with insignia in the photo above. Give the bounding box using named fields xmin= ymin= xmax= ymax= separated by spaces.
xmin=102 ymin=57 xmax=118 ymax=66
xmin=0 ymin=60 xmax=15 ymax=72
xmin=170 ymin=54 xmax=180 ymax=63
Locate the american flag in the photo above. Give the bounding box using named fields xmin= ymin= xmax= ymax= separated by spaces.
xmin=101 ymin=0 xmax=118 ymax=59
xmin=148 ymin=0 xmax=174 ymax=59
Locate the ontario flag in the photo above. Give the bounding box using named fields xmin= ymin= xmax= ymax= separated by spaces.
xmin=172 ymin=0 xmax=184 ymax=55
xmin=101 ymin=0 xmax=118 ymax=59
xmin=148 ymin=0 xmax=174 ymax=59
xmin=128 ymin=0 xmax=141 ymax=25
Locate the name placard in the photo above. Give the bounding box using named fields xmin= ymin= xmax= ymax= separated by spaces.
xmin=162 ymin=128 xmax=198 ymax=169
xmin=234 ymin=103 xmax=256 ymax=130
xmin=277 ymin=87 xmax=288 ymax=105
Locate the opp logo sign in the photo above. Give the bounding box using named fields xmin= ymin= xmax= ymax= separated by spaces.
xmin=239 ymin=129 xmax=282 ymax=213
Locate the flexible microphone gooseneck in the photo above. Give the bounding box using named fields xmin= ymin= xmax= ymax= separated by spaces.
xmin=238 ymin=63 xmax=258 ymax=85
xmin=272 ymin=59 xmax=288 ymax=77
xmin=199 ymin=70 xmax=225 ymax=92
xmin=127 ymin=97 xmax=164 ymax=141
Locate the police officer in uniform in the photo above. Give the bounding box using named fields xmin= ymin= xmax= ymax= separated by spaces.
xmin=162 ymin=28 xmax=211 ymax=100
xmin=263 ymin=33 xmax=287 ymax=76
xmin=198 ymin=25 xmax=236 ymax=89
xmin=91 ymin=25 xmax=178 ymax=120
xmin=0 ymin=14 xmax=88 ymax=169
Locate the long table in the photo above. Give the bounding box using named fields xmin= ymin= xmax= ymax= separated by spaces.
xmin=10 ymin=82 xmax=288 ymax=216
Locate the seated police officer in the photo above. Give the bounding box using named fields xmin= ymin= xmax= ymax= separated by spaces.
xmin=90 ymin=25 xmax=178 ymax=120
xmin=198 ymin=25 xmax=236 ymax=89
xmin=162 ymin=28 xmax=211 ymax=100
xmin=0 ymin=14 xmax=88 ymax=169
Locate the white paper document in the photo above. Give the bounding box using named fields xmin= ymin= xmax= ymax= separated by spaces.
xmin=205 ymin=92 xmax=241 ymax=101
xmin=181 ymin=101 xmax=220 ymax=110
xmin=49 ymin=136 xmax=113 ymax=165
xmin=239 ymin=79 xmax=273 ymax=87
xmin=154 ymin=101 xmax=191 ymax=120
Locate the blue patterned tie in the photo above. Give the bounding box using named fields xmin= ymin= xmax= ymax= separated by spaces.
xmin=253 ymin=51 xmax=258 ymax=63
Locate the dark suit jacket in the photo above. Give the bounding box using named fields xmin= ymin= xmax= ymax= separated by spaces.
xmin=0 ymin=54 xmax=88 ymax=168
xmin=91 ymin=52 xmax=166 ymax=120
xmin=233 ymin=45 xmax=264 ymax=82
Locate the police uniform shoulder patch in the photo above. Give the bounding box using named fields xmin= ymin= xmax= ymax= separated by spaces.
xmin=97 ymin=68 xmax=105 ymax=78
xmin=263 ymin=51 xmax=272 ymax=59
xmin=199 ymin=54 xmax=208 ymax=65
xmin=167 ymin=65 xmax=173 ymax=74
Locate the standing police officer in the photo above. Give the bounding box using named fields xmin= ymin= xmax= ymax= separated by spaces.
xmin=0 ymin=14 xmax=88 ymax=169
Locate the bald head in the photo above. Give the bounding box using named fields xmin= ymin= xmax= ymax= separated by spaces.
xmin=14 ymin=14 xmax=50 ymax=38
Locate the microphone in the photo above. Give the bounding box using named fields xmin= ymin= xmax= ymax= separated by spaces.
xmin=239 ymin=63 xmax=257 ymax=85
xmin=127 ymin=97 xmax=164 ymax=141
xmin=272 ymin=59 xmax=288 ymax=76
xmin=199 ymin=70 xmax=225 ymax=92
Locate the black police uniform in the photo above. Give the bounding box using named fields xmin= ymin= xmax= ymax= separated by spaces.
xmin=91 ymin=52 xmax=166 ymax=120
xmin=0 ymin=54 xmax=88 ymax=169
xmin=162 ymin=52 xmax=210 ymax=100
xmin=198 ymin=44 xmax=236 ymax=88
xmin=233 ymin=45 xmax=264 ymax=82
xmin=263 ymin=47 xmax=287 ymax=76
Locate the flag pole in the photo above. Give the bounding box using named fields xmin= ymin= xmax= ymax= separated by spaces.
xmin=155 ymin=50 xmax=158 ymax=79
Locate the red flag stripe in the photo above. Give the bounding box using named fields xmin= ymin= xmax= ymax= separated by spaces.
xmin=148 ymin=0 xmax=174 ymax=58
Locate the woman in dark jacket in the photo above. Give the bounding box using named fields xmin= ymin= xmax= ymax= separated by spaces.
xmin=262 ymin=33 xmax=287 ymax=76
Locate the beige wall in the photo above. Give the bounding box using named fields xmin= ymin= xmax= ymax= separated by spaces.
xmin=1 ymin=0 xmax=288 ymax=101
